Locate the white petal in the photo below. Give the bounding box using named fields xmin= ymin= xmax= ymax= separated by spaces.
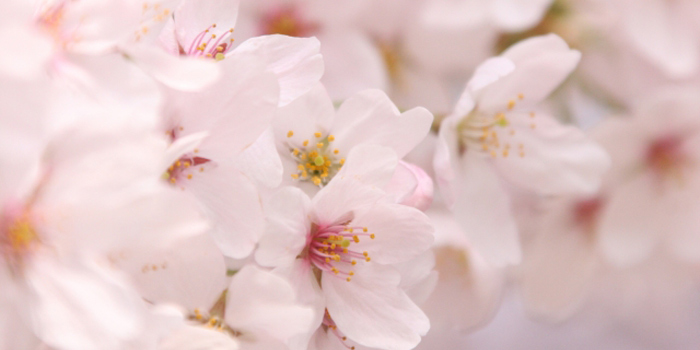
xmin=225 ymin=266 xmax=314 ymax=343
xmin=491 ymin=111 xmax=611 ymax=196
xmin=334 ymin=144 xmax=398 ymax=189
xmin=234 ymin=128 xmax=283 ymax=188
xmin=332 ymin=90 xmax=433 ymax=158
xmin=256 ymin=187 xmax=312 ymax=267
xmin=273 ymin=83 xmax=335 ymax=148
xmin=166 ymin=53 xmax=279 ymax=156
xmin=323 ymin=263 xmax=429 ymax=350
xmin=233 ymin=35 xmax=324 ymax=106
xmin=319 ymin=29 xmax=387 ymax=101
xmin=350 ymin=202 xmax=434 ymax=265
xmin=116 ymin=233 xmax=228 ymax=313
xmin=26 ymin=257 xmax=146 ymax=350
xmin=311 ymin=177 xmax=385 ymax=225
xmin=476 ymin=34 xmax=580 ymax=113
xmin=185 ymin=163 xmax=264 ymax=259
xmin=124 ymin=45 xmax=221 ymax=91
xmin=452 ymin=153 xmax=521 ymax=266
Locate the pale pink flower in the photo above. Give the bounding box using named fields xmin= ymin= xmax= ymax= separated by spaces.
xmin=159 ymin=49 xmax=280 ymax=259
xmin=256 ymin=152 xmax=434 ymax=350
xmin=0 ymin=122 xmax=205 ymax=350
xmin=595 ymin=88 xmax=700 ymax=265
xmin=116 ymin=233 xmax=314 ymax=350
xmin=158 ymin=0 xmax=324 ymax=105
xmin=434 ymin=34 xmax=610 ymax=266
xmin=273 ymin=83 xmax=433 ymax=195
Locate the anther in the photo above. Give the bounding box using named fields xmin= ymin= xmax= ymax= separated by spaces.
xmin=287 ymin=131 xmax=294 ymax=137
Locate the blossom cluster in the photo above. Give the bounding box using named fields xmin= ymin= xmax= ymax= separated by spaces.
xmin=2 ymin=0 xmax=699 ymax=349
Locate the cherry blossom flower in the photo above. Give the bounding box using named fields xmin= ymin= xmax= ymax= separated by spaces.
xmin=434 ymin=34 xmax=610 ymax=266
xmin=115 ymin=233 xmax=314 ymax=350
xmin=256 ymin=149 xmax=434 ymax=350
xmin=594 ymin=88 xmax=700 ymax=265
xmin=158 ymin=0 xmax=324 ymax=105
xmin=159 ymin=49 xmax=280 ymax=259
xmin=0 ymin=121 xmax=206 ymax=350
xmin=273 ymin=83 xmax=433 ymax=194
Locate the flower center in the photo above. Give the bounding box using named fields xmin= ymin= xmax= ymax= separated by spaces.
xmin=307 ymin=224 xmax=375 ymax=283
xmin=457 ymin=94 xmax=534 ymax=159
xmin=573 ymin=197 xmax=603 ymax=235
xmin=1 ymin=205 xmax=39 ymax=270
xmin=163 ymin=126 xmax=213 ymax=186
xmin=259 ymin=6 xmax=316 ymax=37
xmin=646 ymin=135 xmax=687 ymax=182
xmin=286 ymin=131 xmax=344 ymax=187
xmin=183 ymin=24 xmax=235 ymax=61
xmin=378 ymin=41 xmax=404 ymax=87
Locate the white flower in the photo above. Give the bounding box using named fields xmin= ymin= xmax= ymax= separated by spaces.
xmin=434 ymin=34 xmax=610 ymax=266
xmin=115 ymin=233 xmax=314 ymax=350
xmin=273 ymin=83 xmax=432 ymax=194
xmin=0 ymin=123 xmax=205 ymax=350
xmin=256 ymin=150 xmax=434 ymax=350
xmin=595 ymin=88 xmax=700 ymax=265
xmin=157 ymin=0 xmax=324 ymax=105
xmin=159 ymin=42 xmax=282 ymax=259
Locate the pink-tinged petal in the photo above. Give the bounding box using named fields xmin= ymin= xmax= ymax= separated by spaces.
xmin=319 ymin=29 xmax=386 ymax=101
xmin=421 ymin=244 xmax=503 ymax=331
xmin=0 ymin=24 xmax=52 ymax=79
xmin=233 ymin=35 xmax=324 ymax=106
xmin=226 ymin=266 xmax=314 ymax=343
xmin=323 ymin=263 xmax=429 ymax=350
xmin=393 ymin=250 xmax=438 ymax=304
xmin=166 ymin=53 xmax=279 ymax=156
xmin=466 ymin=57 xmax=515 ymax=93
xmin=433 ymin=114 xmax=461 ymax=208
xmin=334 ymin=145 xmax=398 ymax=189
xmin=621 ymin=0 xmax=699 ymax=77
xmin=520 ymin=200 xmax=599 ymax=321
xmin=350 ymin=202 xmax=434 ymax=265
xmin=273 ymin=83 xmax=335 ymax=148
xmin=26 ymin=257 xmax=147 ymax=350
xmin=124 ymin=45 xmax=221 ymax=91
xmin=598 ymin=173 xmax=661 ymax=266
xmin=185 ymin=163 xmax=264 ymax=259
xmin=489 ymin=0 xmax=553 ymax=32
xmin=159 ymin=325 xmax=240 ymax=350
xmin=256 ymin=187 xmax=312 ymax=267
xmin=311 ymin=177 xmax=385 ymax=225
xmin=452 ymin=153 xmax=521 ymax=266
xmin=0 ymin=282 xmax=38 ymax=350
xmin=476 ymin=34 xmax=580 ymax=113
xmin=491 ymin=111 xmax=611 ymax=196
xmin=273 ymin=260 xmax=326 ymax=350
xmin=115 ymin=233 xmax=228 ymax=313
xmin=158 ymin=17 xmax=180 ymax=56
xmin=174 ymin=0 xmax=240 ymax=49
xmin=234 ymin=128 xmax=283 ymax=188
xmin=385 ymin=161 xmax=434 ymax=211
xmin=332 ymin=90 xmax=433 ymax=158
